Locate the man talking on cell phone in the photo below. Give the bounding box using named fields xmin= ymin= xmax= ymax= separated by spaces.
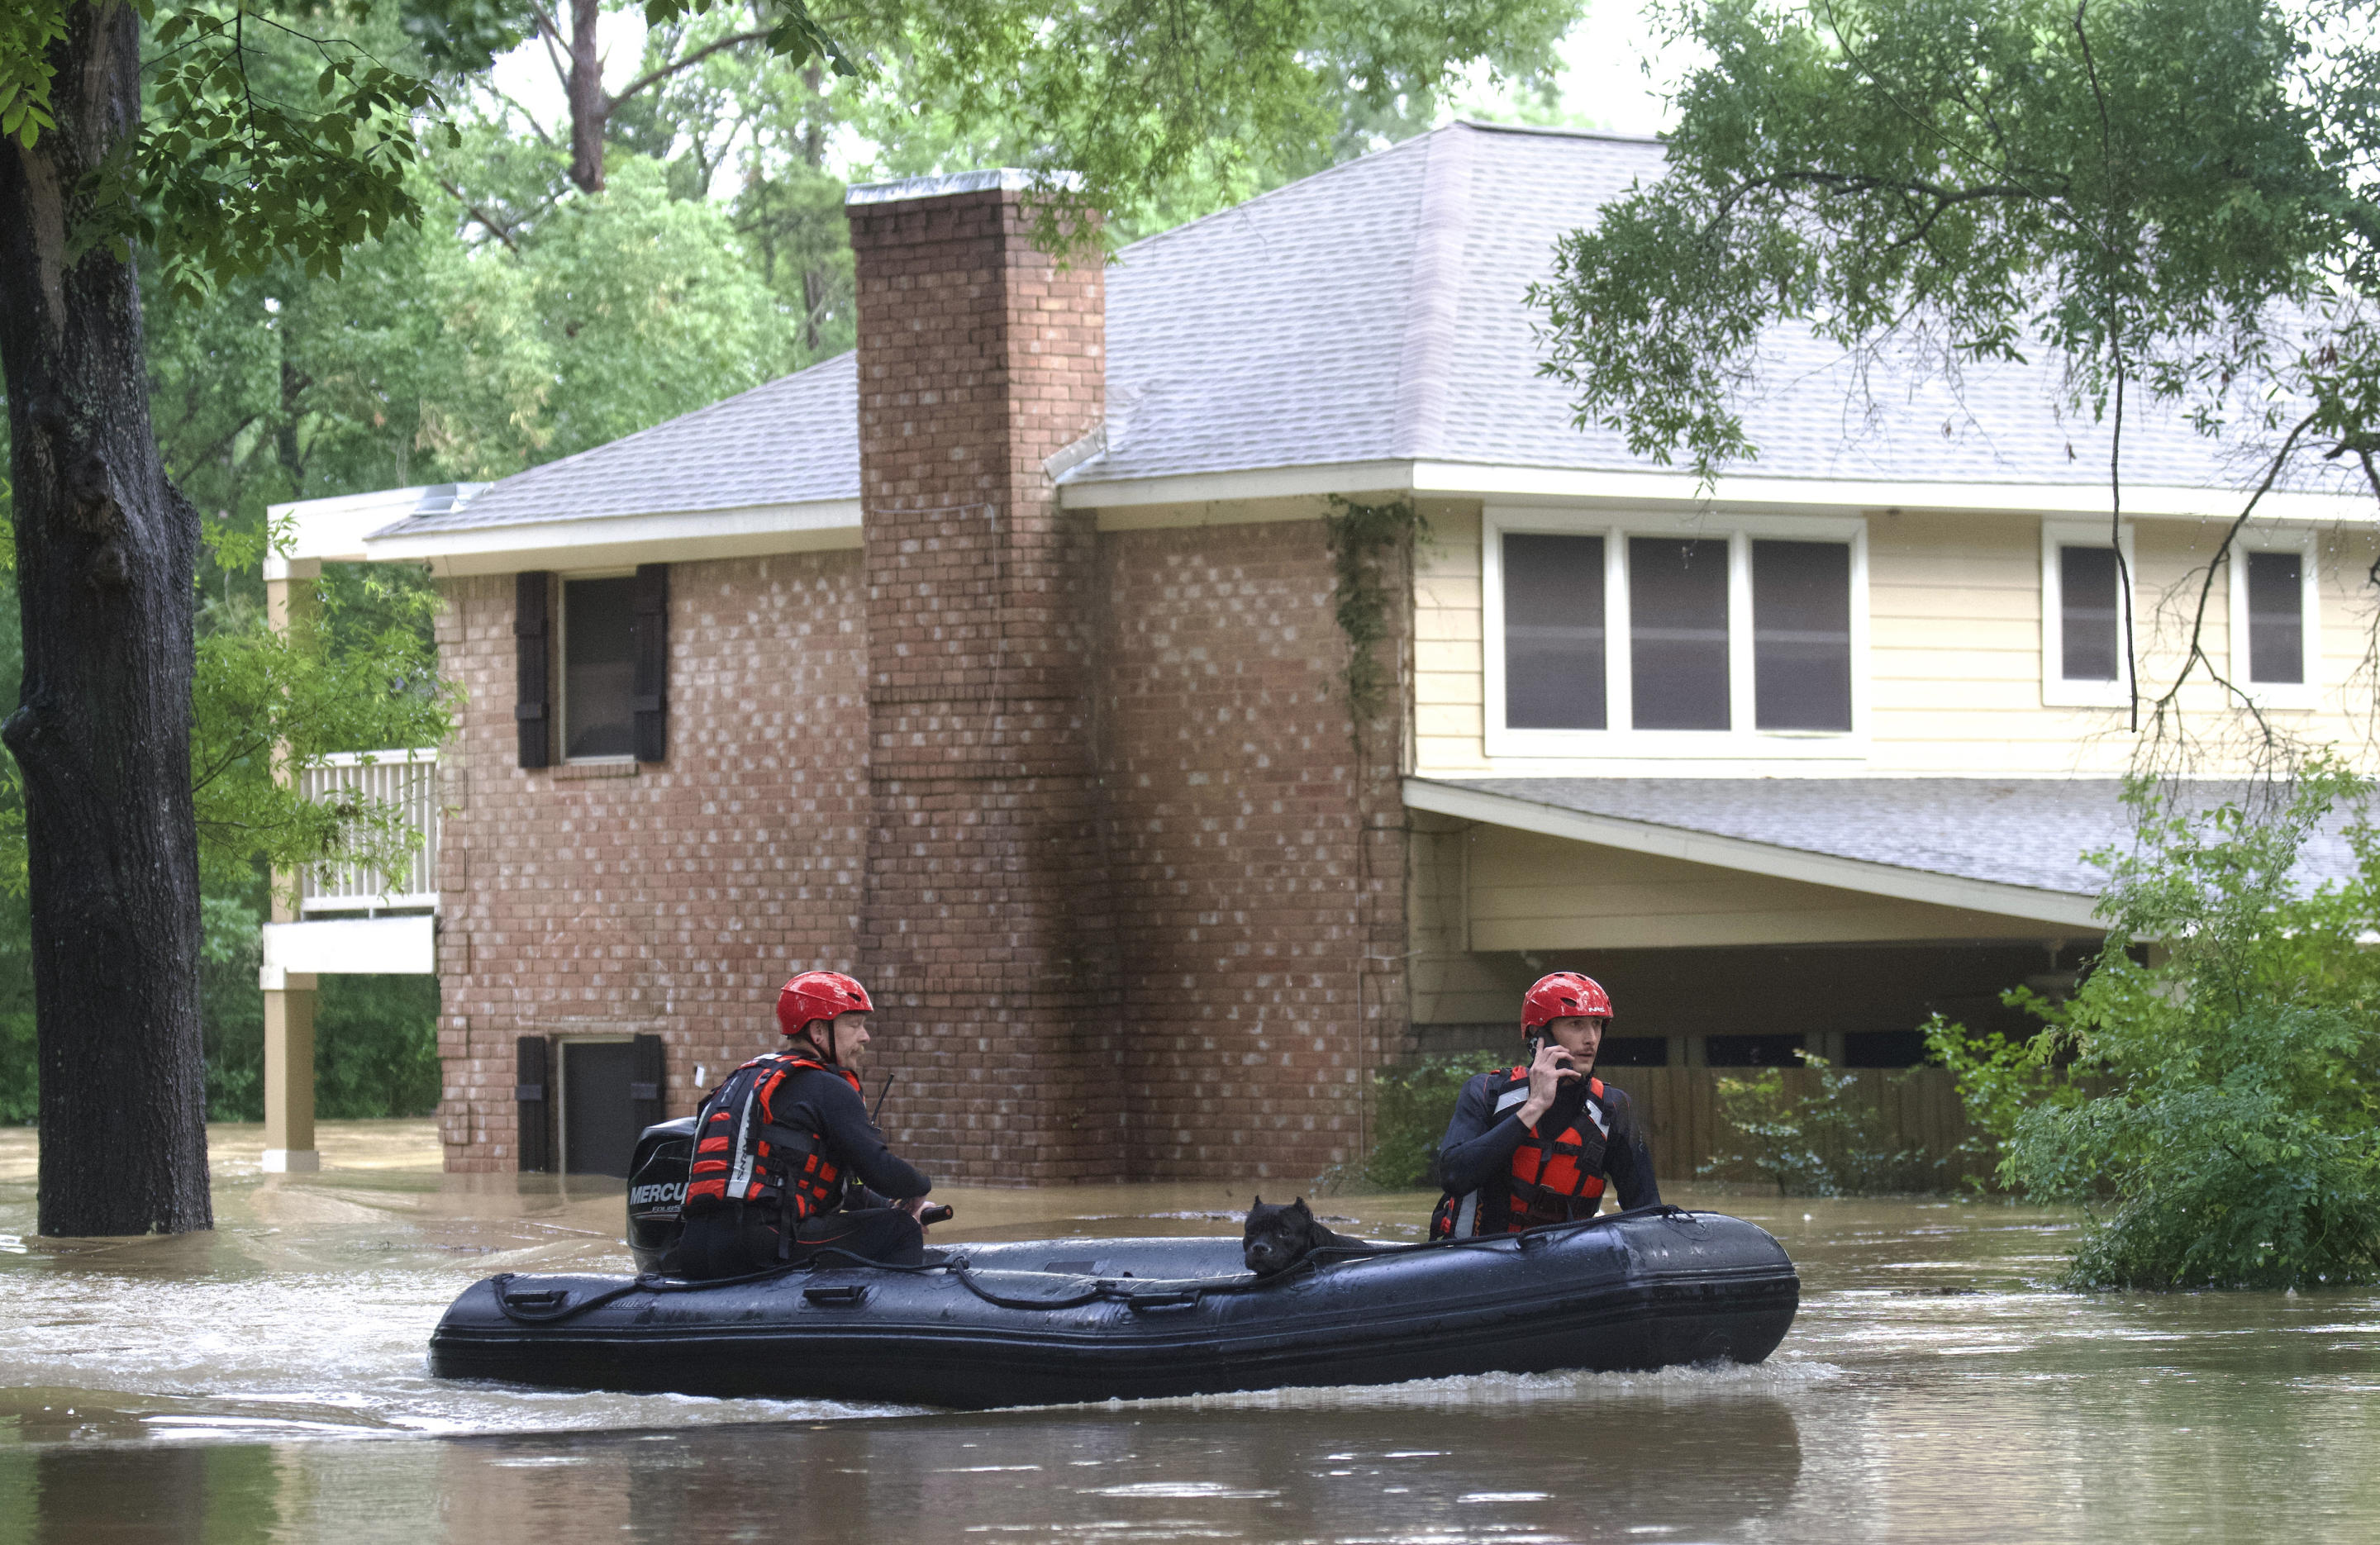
xmin=1430 ymin=972 xmax=1659 ymax=1240
xmin=676 ymin=971 xmax=946 ymax=1277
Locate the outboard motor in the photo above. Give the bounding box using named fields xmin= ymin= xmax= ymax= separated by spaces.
xmin=626 ymin=1116 xmax=697 ymax=1273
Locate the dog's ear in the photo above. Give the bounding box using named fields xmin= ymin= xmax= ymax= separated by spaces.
xmin=1251 ymin=1195 xmax=1264 ymax=1209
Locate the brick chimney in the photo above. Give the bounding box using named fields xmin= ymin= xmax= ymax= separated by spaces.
xmin=845 ymin=170 xmax=1122 ymax=1185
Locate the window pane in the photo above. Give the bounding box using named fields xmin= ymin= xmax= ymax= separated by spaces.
xmin=564 ymin=576 xmax=637 ymax=758
xmin=1752 ymin=540 xmax=1851 ymax=731
xmin=2246 ymin=550 xmax=2305 ymax=685
xmin=2059 ymin=545 xmax=2121 ymax=682
xmin=1503 ymin=533 xmax=1606 ymax=730
xmin=1704 ymin=1033 xmax=1803 ymax=1067
xmin=1630 ymin=537 xmax=1730 ymax=730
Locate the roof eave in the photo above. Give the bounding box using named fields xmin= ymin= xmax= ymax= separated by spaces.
xmin=359 ymin=497 xmax=863 ymax=576
xmin=1402 ymin=777 xmax=2108 ymax=930
xmin=1059 ymin=458 xmax=2374 ymax=522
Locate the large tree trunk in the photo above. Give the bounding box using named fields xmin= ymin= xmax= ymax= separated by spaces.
xmin=0 ymin=3 xmax=211 ymax=1237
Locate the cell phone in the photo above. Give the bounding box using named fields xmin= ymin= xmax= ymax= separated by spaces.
xmin=920 ymin=1203 xmax=954 ymax=1225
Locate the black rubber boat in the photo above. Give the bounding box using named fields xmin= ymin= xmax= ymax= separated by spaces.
xmin=428 ymin=1207 xmax=1798 ymax=1409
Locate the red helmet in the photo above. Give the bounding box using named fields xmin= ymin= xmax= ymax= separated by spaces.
xmin=1521 ymin=972 xmax=1612 ymax=1032
xmin=776 ymin=970 xmax=873 ymax=1039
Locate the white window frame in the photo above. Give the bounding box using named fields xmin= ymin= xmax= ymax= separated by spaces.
xmin=2040 ymin=519 xmax=2138 ymax=709
xmin=556 ymin=567 xmax=640 ymax=765
xmin=2226 ymin=526 xmax=2321 ymax=711
xmin=1483 ymin=506 xmax=1869 ymax=760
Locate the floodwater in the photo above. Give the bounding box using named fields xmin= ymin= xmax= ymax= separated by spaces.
xmin=4 ymin=1124 xmax=2379 ymax=1543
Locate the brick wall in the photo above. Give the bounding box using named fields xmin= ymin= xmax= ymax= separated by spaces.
xmin=431 ymin=551 xmax=869 ymax=1172
xmin=848 ymin=183 xmax=1125 ymax=1184
xmin=1097 ymin=521 xmax=1410 ymax=1181
xmin=431 ymin=178 xmax=1411 ymax=1185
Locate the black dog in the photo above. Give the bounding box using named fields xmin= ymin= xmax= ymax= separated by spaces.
xmin=1242 ymin=1196 xmax=1367 ymax=1276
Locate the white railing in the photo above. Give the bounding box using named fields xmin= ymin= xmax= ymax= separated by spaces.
xmin=298 ymin=749 xmax=440 ymax=913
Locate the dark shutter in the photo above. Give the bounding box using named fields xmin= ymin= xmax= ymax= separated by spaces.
xmin=631 ymin=563 xmax=669 ymax=763
xmin=515 ymin=571 xmax=552 ymax=768
xmin=630 ymin=1034 xmax=666 ymax=1132
xmin=515 ymin=1035 xmax=551 ymax=1172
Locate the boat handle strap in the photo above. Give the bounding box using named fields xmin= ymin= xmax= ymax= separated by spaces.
xmin=803 ymin=1284 xmax=869 ymax=1306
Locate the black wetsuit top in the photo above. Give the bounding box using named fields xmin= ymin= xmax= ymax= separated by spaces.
xmin=1436 ymin=1069 xmax=1660 ymax=1211
xmin=766 ymin=1064 xmax=931 ymax=1207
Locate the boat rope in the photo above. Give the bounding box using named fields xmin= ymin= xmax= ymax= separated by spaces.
xmin=488 ymin=1203 xmax=1702 ymax=1323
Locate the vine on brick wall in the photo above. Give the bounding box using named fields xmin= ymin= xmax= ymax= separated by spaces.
xmin=1324 ymin=495 xmax=1427 ymax=1180
xmin=1323 ymin=496 xmax=1428 ymax=725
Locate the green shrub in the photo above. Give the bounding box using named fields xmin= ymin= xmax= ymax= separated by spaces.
xmin=200 ymin=890 xmax=266 ymax=1121
xmin=0 ymin=880 xmax=30 ymax=1124
xmin=1702 ymin=1052 xmax=1943 ymax=1196
xmin=1330 ymin=1049 xmax=1515 ymax=1191
xmin=0 ymin=1008 xmax=31 ymax=1125
xmin=316 ymin=973 xmax=440 ymax=1119
xmin=1932 ymin=765 xmax=2380 ymax=1290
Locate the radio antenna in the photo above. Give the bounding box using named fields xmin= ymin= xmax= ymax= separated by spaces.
xmin=871 ymin=1070 xmax=896 ymax=1123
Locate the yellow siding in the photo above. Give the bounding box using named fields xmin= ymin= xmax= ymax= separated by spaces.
xmin=1413 ymin=506 xmax=1494 ymax=773
xmin=1406 ymin=811 xmax=1531 ymax=1023
xmin=1416 ymin=503 xmax=2380 ymax=777
xmin=1461 ymin=825 xmax=2082 ymax=952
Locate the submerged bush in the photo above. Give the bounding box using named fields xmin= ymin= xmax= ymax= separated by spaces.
xmin=1932 ymin=765 xmax=2380 ymax=1291
xmin=1702 ymin=1053 xmax=1943 ymax=1196
xmin=1330 ymin=1049 xmax=1514 ymax=1191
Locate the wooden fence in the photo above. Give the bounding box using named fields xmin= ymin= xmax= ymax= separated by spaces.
xmin=1612 ymin=1066 xmax=1987 ymax=1187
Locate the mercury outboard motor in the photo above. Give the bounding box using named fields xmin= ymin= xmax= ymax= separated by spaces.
xmin=626 ymin=1116 xmax=697 ymax=1273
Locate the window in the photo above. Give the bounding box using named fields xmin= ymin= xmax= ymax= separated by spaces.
xmin=2060 ymin=547 xmax=2122 ymax=681
xmin=2244 ymin=552 xmax=2303 ymax=682
xmin=2040 ymin=521 xmax=2136 ymax=708
xmin=1752 ymin=540 xmax=1853 ymax=732
xmin=2227 ymin=530 xmax=2320 ymax=710
xmin=1630 ymin=538 xmax=1730 ymax=730
xmin=1502 ymin=533 xmax=1606 ymax=730
xmin=561 ymin=574 xmax=637 ymax=759
xmin=1704 ymin=1033 xmax=1805 ymax=1067
xmin=1483 ymin=510 xmax=1867 ymax=758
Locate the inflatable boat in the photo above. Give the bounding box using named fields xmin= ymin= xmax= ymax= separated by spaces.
xmin=428 ymin=1206 xmax=1798 ymax=1409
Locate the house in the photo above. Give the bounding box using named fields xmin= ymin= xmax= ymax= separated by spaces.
xmin=262 ymin=122 xmax=2373 ymax=1182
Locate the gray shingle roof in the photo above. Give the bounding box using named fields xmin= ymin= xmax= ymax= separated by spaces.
xmin=388 ymin=353 xmax=858 ymax=535
xmin=383 ymin=121 xmax=2340 ymax=540
xmin=1085 ymin=122 xmax=2322 ymax=492
xmin=1426 ymin=777 xmax=2367 ymax=899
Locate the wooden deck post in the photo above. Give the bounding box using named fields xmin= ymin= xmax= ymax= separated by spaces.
xmin=261 ymin=967 xmax=320 ymax=1172
xmin=261 ymin=565 xmax=322 ymax=1173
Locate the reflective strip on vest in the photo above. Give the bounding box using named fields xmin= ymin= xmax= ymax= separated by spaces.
xmin=725 ymin=1072 xmax=766 ymax=1200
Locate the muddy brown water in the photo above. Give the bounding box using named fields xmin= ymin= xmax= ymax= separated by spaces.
xmin=3 ymin=1123 xmax=2379 ymax=1543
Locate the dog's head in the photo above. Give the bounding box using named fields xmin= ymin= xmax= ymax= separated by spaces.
xmin=1241 ymin=1195 xmax=1320 ymax=1276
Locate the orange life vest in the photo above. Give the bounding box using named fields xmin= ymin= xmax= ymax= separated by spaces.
xmin=683 ymin=1052 xmax=864 ymax=1225
xmin=1432 ymin=1067 xmax=1611 ymax=1239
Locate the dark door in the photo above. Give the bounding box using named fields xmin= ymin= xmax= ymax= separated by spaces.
xmin=563 ymin=1041 xmax=637 ymax=1177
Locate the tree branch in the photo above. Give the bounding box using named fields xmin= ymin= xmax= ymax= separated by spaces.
xmin=436 ymin=174 xmax=521 ymax=251
xmin=607 ymin=28 xmax=773 ymax=112
xmin=488 ymin=84 xmax=558 ymax=145
xmin=531 ymin=6 xmax=573 ymax=97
